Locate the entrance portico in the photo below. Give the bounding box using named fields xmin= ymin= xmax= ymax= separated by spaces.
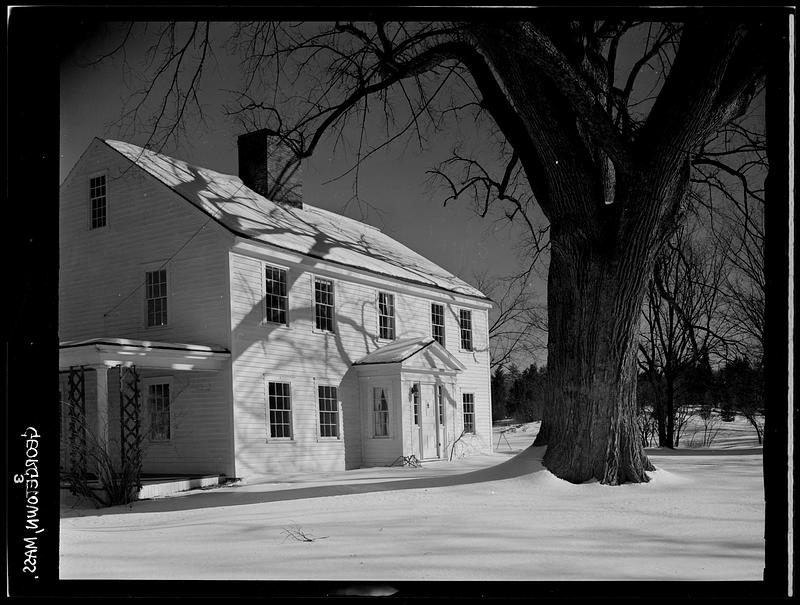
xmin=353 ymin=336 xmax=465 ymax=466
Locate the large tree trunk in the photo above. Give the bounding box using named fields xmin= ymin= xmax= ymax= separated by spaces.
xmin=534 ymin=225 xmax=657 ymax=484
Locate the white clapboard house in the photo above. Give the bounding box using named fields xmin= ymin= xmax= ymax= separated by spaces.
xmin=58 ymin=132 xmax=493 ymax=482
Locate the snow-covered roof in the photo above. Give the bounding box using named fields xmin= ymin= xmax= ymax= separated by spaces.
xmin=353 ymin=336 xmax=465 ymax=372
xmin=353 ymin=336 xmax=437 ymax=365
xmin=102 ymin=139 xmax=488 ymax=300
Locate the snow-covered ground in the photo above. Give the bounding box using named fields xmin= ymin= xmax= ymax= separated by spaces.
xmin=60 ymin=416 xmax=764 ymax=581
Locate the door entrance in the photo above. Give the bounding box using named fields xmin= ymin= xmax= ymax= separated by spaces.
xmin=412 ymin=383 xmax=443 ymax=460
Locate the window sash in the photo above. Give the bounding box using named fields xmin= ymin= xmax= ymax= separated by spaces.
xmin=373 ymin=386 xmax=389 ymax=437
xmin=459 ymin=309 xmax=473 ymax=350
xmin=463 ymin=393 xmax=475 ymax=434
xmin=148 ymin=383 xmax=170 ymax=440
xmin=265 ymin=266 xmax=288 ymax=324
xmin=431 ymin=303 xmax=445 ymax=346
xmin=318 ymin=385 xmax=339 ymax=438
xmin=412 ymin=383 xmax=420 ymax=426
xmin=145 ymin=269 xmax=168 ymax=327
xmin=436 ymin=384 xmax=444 ymax=425
xmin=268 ymin=381 xmax=292 ymax=439
xmin=90 ymin=175 xmax=107 ymax=229
xmin=314 ymin=278 xmax=335 ymax=332
xmin=378 ymin=292 xmax=395 ymax=339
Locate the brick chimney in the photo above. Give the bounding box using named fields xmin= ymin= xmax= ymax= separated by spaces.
xmin=237 ymin=129 xmax=303 ymax=209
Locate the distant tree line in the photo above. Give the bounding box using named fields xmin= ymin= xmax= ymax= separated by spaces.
xmin=493 ymin=355 xmax=763 ymax=449
xmin=491 ymin=363 xmax=547 ymax=423
xmin=637 ymin=355 xmax=764 ymax=448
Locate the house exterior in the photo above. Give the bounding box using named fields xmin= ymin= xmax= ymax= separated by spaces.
xmin=58 ymin=133 xmax=493 ymax=482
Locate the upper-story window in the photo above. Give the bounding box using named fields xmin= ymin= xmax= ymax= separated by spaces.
xmin=459 ymin=309 xmax=473 ymax=351
xmin=264 ymin=265 xmax=288 ymax=325
xmin=89 ymin=174 xmax=107 ymax=229
xmin=145 ymin=269 xmax=168 ymax=327
xmin=314 ymin=277 xmax=335 ymax=332
xmin=378 ymin=292 xmax=395 ymax=340
xmin=431 ymin=303 xmax=445 ymax=347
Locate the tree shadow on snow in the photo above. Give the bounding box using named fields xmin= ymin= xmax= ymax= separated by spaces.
xmin=71 ymin=446 xmax=548 ymax=517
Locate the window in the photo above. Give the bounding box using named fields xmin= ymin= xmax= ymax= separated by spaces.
xmin=459 ymin=309 xmax=473 ymax=351
xmin=462 ymin=393 xmax=475 ymax=434
xmin=89 ymin=174 xmax=107 ymax=229
xmin=431 ymin=303 xmax=445 ymax=347
xmin=268 ymin=382 xmax=292 ymax=439
xmin=436 ymin=384 xmax=444 ymax=426
xmin=411 ymin=383 xmax=420 ymax=426
xmin=373 ymin=386 xmax=389 ymax=437
xmin=264 ymin=265 xmax=288 ymax=324
xmin=314 ymin=278 xmax=335 ymax=332
xmin=318 ymin=385 xmax=339 ymax=438
xmin=147 ymin=383 xmax=171 ymax=441
xmin=145 ymin=269 xmax=168 ymax=327
xmin=378 ymin=292 xmax=395 ymax=339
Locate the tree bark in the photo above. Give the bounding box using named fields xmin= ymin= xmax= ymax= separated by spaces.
xmin=534 ymin=220 xmax=660 ymax=484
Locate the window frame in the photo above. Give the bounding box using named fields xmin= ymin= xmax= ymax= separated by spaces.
xmin=265 ymin=379 xmax=294 ymax=441
xmin=88 ymin=172 xmax=108 ymax=231
xmin=144 ymin=267 xmax=169 ymax=328
xmin=312 ymin=275 xmax=336 ymax=334
xmin=430 ymin=302 xmax=446 ymax=347
xmin=316 ymin=382 xmax=341 ymax=440
xmin=462 ymin=392 xmax=476 ymax=434
xmin=262 ymin=262 xmax=290 ymax=326
xmin=143 ymin=377 xmax=173 ymax=443
xmin=372 ymin=385 xmax=391 ymax=438
xmin=436 ymin=384 xmax=445 ymax=427
xmin=459 ymin=308 xmax=474 ymax=352
xmin=377 ymin=291 xmax=396 ymax=341
xmin=411 ymin=382 xmax=421 ymax=426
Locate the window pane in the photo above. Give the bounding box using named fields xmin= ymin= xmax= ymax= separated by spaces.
xmin=378 ymin=292 xmax=395 ymax=339
xmin=431 ymin=303 xmax=445 ymax=346
xmin=318 ymin=385 xmax=339 ymax=437
xmin=265 ymin=266 xmax=288 ymax=324
xmin=314 ymin=279 xmax=335 ymax=332
xmin=373 ymin=387 xmax=389 ymax=437
xmin=460 ymin=309 xmax=473 ymax=350
xmin=90 ymin=175 xmax=107 ymax=229
xmin=412 ymin=383 xmax=420 ymax=425
xmin=268 ymin=381 xmax=292 ymax=438
xmin=462 ymin=393 xmax=475 ymax=434
xmin=148 ymin=383 xmax=170 ymax=440
xmin=145 ymin=269 xmax=168 ymax=326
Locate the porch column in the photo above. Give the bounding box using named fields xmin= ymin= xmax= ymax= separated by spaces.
xmin=91 ymin=365 xmax=111 ymax=453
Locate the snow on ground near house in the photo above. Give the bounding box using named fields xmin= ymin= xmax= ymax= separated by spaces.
xmin=60 ymin=416 xmax=763 ymax=581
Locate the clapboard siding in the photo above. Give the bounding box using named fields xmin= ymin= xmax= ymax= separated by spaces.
xmin=59 ymin=140 xmax=236 ymax=477
xmin=59 ymin=139 xmax=233 ymax=347
xmin=230 ymin=247 xmax=492 ymax=476
xmin=138 ymin=368 xmax=233 ymax=475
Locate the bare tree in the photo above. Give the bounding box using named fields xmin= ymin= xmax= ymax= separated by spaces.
xmin=637 ymin=224 xmax=733 ymax=447
xmin=474 ymin=264 xmax=548 ymax=371
xmin=94 ymin=15 xmax=771 ymax=484
xmin=693 ymin=121 xmax=766 ymax=360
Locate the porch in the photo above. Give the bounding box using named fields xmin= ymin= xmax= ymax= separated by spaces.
xmin=59 ymin=338 xmax=232 ymax=500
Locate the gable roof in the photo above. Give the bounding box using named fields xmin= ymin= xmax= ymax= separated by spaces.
xmin=102 ymin=139 xmax=488 ymax=301
xmin=353 ymin=336 xmax=465 ymax=371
